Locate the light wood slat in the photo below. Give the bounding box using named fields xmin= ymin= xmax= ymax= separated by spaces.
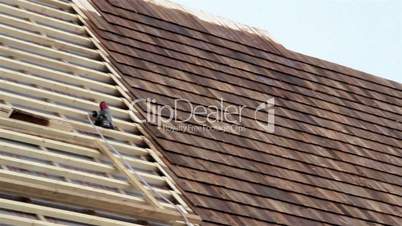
xmin=0 ymin=79 xmax=130 ymax=120
xmin=4 ymin=106 xmax=140 ymax=145
xmin=106 ymin=155 xmax=158 ymax=172
xmin=0 ymin=56 xmax=115 ymax=93
xmin=0 ymin=68 xmax=122 ymax=106
xmin=0 ymin=154 xmax=130 ymax=189
xmin=0 ymin=198 xmax=143 ymax=226
xmin=0 ymin=150 xmax=170 ymax=195
xmin=0 ymin=13 xmax=91 ymax=46
xmin=0 ymin=144 xmax=170 ymax=193
xmin=0 ymin=155 xmax=166 ymax=194
xmin=0 ymin=128 xmax=155 ymax=171
xmin=0 ymin=139 xmax=111 ymax=172
xmin=0 ymin=105 xmax=12 ymax=118
xmin=0 ymin=46 xmax=111 ymax=83
xmin=0 ymin=127 xmax=98 ymax=158
xmin=0 ymin=117 xmax=148 ymax=156
xmin=0 ymin=0 xmax=78 ymax=22
xmin=0 ymin=135 xmax=166 ymax=188
xmin=96 ymin=141 xmax=161 ymax=208
xmin=0 ymin=169 xmax=147 ymax=204
xmin=131 ymin=171 xmax=167 ymax=187
xmin=0 ymin=172 xmax=203 ymax=224
xmin=0 ymin=135 xmax=158 ymax=174
xmin=0 ymin=2 xmax=84 ymax=34
xmin=0 ymin=122 xmax=167 ymax=186
xmin=0 ymin=142 xmax=170 ymax=195
xmin=0 ymin=89 xmax=137 ymax=131
xmin=35 ymin=0 xmax=72 ymax=10
xmin=0 ymin=34 xmax=105 ymax=70
xmin=0 ymin=23 xmax=99 ymax=58
xmin=0 ymin=213 xmax=63 ymax=226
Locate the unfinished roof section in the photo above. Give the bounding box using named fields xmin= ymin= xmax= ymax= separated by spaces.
xmin=0 ymin=0 xmax=200 ymax=225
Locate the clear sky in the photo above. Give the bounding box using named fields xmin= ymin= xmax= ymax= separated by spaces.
xmin=171 ymin=0 xmax=402 ymax=83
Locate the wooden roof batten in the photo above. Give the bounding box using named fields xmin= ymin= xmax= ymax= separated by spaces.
xmin=0 ymin=0 xmax=200 ymax=225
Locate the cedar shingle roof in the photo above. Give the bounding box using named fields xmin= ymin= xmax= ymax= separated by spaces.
xmin=83 ymin=0 xmax=402 ymax=225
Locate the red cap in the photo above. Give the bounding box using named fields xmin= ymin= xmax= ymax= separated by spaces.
xmin=99 ymin=101 xmax=108 ymax=110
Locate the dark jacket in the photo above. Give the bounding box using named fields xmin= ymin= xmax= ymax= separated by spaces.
xmin=93 ymin=108 xmax=114 ymax=129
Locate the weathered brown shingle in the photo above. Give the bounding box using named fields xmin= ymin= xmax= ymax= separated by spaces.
xmin=84 ymin=0 xmax=402 ymax=225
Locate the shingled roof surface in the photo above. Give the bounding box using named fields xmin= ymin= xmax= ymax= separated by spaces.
xmin=83 ymin=0 xmax=402 ymax=225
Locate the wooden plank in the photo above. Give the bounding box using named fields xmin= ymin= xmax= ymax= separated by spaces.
xmin=0 ymin=79 xmax=129 ymax=120
xmin=0 ymin=171 xmax=202 ymax=224
xmin=0 ymin=128 xmax=157 ymax=172
xmin=4 ymin=106 xmax=138 ymax=143
xmin=0 ymin=117 xmax=147 ymax=156
xmin=0 ymin=152 xmax=168 ymax=193
xmin=35 ymin=0 xmax=72 ymax=10
xmin=96 ymin=141 xmax=161 ymax=208
xmin=0 ymin=116 xmax=94 ymax=147
xmin=0 ymin=138 xmax=168 ymax=188
xmin=0 ymin=89 xmax=136 ymax=131
xmin=0 ymin=127 xmax=98 ymax=157
xmin=0 ymin=2 xmax=84 ymax=34
xmin=0 ymin=154 xmax=130 ymax=189
xmin=0 ymin=168 xmax=173 ymax=208
xmin=0 ymin=139 xmax=110 ymax=172
xmin=0 ymin=55 xmax=114 ymax=93
xmin=113 ymin=155 xmax=158 ymax=172
xmin=0 ymin=23 xmax=99 ymax=59
xmin=0 ymin=46 xmax=110 ymax=82
xmin=0 ymin=13 xmax=91 ymax=46
xmin=0 ymin=102 xmax=136 ymax=146
xmin=0 ymin=0 xmax=78 ymax=22
xmin=0 ymin=198 xmax=143 ymax=226
xmin=0 ymin=34 xmax=105 ymax=71
xmin=0 ymin=105 xmax=12 ymax=118
xmin=0 ymin=213 xmax=63 ymax=226
xmin=0 ymin=169 xmax=147 ymax=204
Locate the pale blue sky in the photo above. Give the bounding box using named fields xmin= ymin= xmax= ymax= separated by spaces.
xmin=172 ymin=0 xmax=402 ymax=83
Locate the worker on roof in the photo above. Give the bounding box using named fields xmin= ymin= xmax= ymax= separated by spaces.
xmin=92 ymin=101 xmax=114 ymax=129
